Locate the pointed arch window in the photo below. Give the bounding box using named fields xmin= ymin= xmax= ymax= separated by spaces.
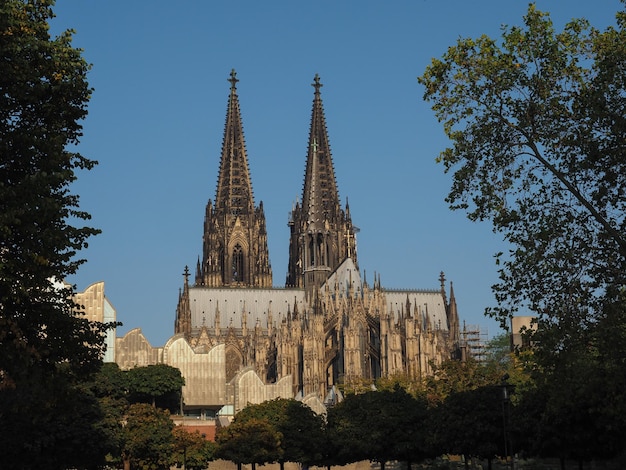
xmin=232 ymin=244 xmax=244 ymax=282
xmin=219 ymin=246 xmax=225 ymax=284
xmin=308 ymin=236 xmax=315 ymax=266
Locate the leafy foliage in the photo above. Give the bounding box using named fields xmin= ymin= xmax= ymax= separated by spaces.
xmin=122 ymin=403 xmax=175 ymax=470
xmin=326 ymin=388 xmax=434 ymax=469
xmin=0 ymin=1 xmax=114 ymax=467
xmin=216 ymin=417 xmax=282 ymax=468
xmin=430 ymin=385 xmax=505 ymax=465
xmin=222 ymin=398 xmax=325 ymax=468
xmin=422 ymin=357 xmax=503 ymax=406
xmin=419 ymin=3 xmax=626 ymax=463
xmin=419 ymin=4 xmax=626 ymax=349
xmin=171 ymin=426 xmax=216 ymax=470
xmin=0 ymin=0 xmax=105 ymax=388
xmin=126 ymin=363 xmax=185 ymax=411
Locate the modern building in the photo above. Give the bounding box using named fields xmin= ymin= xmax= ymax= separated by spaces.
xmin=72 ymin=280 xmax=117 ymax=363
xmin=112 ymin=71 xmax=463 ymax=416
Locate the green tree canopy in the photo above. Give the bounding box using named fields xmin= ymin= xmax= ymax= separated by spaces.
xmin=122 ymin=403 xmax=174 ymax=470
xmin=171 ymin=426 xmax=216 ymax=470
xmin=226 ymin=398 xmax=326 ymax=469
xmin=126 ymin=363 xmax=185 ymax=411
xmin=0 ymin=0 xmax=104 ymax=387
xmin=430 ymin=385 xmax=506 ymax=470
xmin=418 ymin=4 xmax=626 ymax=358
xmin=0 ymin=1 xmax=112 ymax=467
xmin=419 ymin=3 xmax=626 ymax=465
xmin=216 ymin=417 xmax=282 ymax=470
xmin=326 ymin=388 xmax=433 ymax=469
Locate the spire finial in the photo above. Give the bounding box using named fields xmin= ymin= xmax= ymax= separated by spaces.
xmin=183 ymin=265 xmax=190 ymax=284
xmin=229 ymin=69 xmax=239 ymax=90
xmin=312 ymin=73 xmax=322 ymax=95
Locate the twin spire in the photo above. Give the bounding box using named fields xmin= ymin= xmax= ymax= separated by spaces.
xmin=201 ymin=69 xmax=356 ymax=292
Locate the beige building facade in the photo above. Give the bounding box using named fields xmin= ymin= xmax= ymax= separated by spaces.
xmin=73 ymin=281 xmax=117 ymax=363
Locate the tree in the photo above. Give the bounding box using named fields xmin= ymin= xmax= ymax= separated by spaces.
xmin=126 ymin=363 xmax=185 ymax=412
xmin=419 ymin=4 xmax=626 ymax=463
xmin=171 ymin=426 xmax=216 ymax=470
xmin=418 ymin=4 xmax=626 ymax=356
xmin=423 ymin=358 xmax=502 ymax=406
xmin=430 ymin=386 xmax=505 ymax=470
xmin=326 ymin=388 xmax=433 ymax=469
xmin=373 ymin=388 xmax=434 ymax=470
xmin=0 ymin=1 xmax=111 ymax=467
xmin=216 ymin=417 xmax=282 ymax=470
xmin=89 ymin=363 xmax=130 ymax=468
xmin=121 ymin=403 xmax=174 ymax=470
xmin=226 ymin=398 xmax=326 ymax=470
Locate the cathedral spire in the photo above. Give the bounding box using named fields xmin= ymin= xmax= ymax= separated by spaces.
xmin=286 ymin=75 xmax=358 ymax=294
xmin=197 ymin=70 xmax=272 ymax=288
xmin=301 ymin=74 xmax=340 ymax=224
xmin=215 ymin=69 xmax=255 ymax=216
xmin=175 ymin=266 xmax=192 ymax=337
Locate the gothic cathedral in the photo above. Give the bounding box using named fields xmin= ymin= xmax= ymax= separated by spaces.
xmin=174 ymin=70 xmax=461 ymax=402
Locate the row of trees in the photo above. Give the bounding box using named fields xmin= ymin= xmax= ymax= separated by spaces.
xmin=69 ymin=362 xmax=215 ymax=470
xmin=216 ymin=342 xmax=625 ymax=470
xmin=14 ymin=338 xmax=620 ymax=470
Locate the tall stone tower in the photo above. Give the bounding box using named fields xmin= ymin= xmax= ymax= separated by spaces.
xmin=194 ymin=70 xmax=272 ymax=289
xmin=286 ymin=74 xmax=358 ymax=296
xmin=163 ymin=72 xmax=462 ymax=412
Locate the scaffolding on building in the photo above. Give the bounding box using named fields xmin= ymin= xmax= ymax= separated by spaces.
xmin=460 ymin=321 xmax=489 ymax=363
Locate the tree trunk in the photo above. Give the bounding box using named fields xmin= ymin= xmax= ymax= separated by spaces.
xmin=380 ymin=461 xmax=386 ymax=470
xmin=560 ymin=457 xmax=565 ymax=470
xmin=487 ymin=457 xmax=492 ymax=470
xmin=463 ymin=454 xmax=470 ymax=470
xmin=123 ymin=458 xmax=130 ymax=470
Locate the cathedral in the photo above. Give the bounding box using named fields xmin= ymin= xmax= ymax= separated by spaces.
xmin=163 ymin=70 xmax=462 ymax=408
xmin=110 ymin=70 xmax=462 ymax=416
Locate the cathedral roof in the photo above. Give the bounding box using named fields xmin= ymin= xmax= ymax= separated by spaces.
xmin=188 ymin=286 xmax=306 ymax=331
xmin=322 ymin=257 xmax=361 ymax=295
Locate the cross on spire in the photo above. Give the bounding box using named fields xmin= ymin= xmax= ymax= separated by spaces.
xmin=312 ymin=73 xmax=323 ymax=95
xmin=228 ymin=69 xmax=239 ymax=90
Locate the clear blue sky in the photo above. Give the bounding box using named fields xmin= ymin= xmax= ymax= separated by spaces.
xmin=51 ymin=1 xmax=622 ymax=347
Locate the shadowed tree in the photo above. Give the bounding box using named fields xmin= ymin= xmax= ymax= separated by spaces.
xmin=216 ymin=417 xmax=282 ymax=470
xmin=419 ymin=4 xmax=626 ymax=464
xmin=126 ymin=363 xmax=185 ymax=412
xmin=171 ymin=426 xmax=216 ymax=470
xmin=121 ymin=403 xmax=174 ymax=470
xmin=0 ymin=1 xmax=113 ymax=468
xmin=326 ymin=388 xmax=433 ymax=470
xmin=224 ymin=398 xmax=326 ymax=470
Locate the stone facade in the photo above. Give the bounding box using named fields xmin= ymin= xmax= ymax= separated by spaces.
xmin=110 ymin=71 xmax=462 ymax=415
